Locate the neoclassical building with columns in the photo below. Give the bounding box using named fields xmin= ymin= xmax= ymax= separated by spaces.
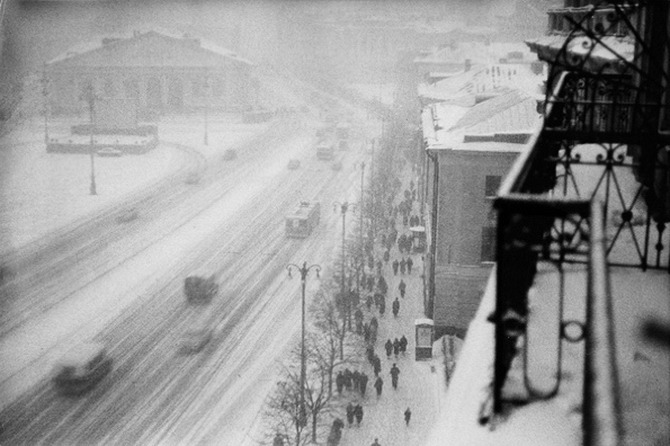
xmin=45 ymin=29 xmax=256 ymax=117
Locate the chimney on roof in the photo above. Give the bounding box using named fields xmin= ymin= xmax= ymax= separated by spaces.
xmin=464 ymin=59 xmax=472 ymax=72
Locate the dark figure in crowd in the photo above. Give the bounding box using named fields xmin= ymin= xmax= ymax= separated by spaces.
xmin=366 ymin=345 xmax=375 ymax=364
xmin=354 ymin=404 xmax=364 ymax=425
xmin=373 ymin=354 xmax=381 ymax=377
xmin=379 ymin=298 xmax=385 ymax=316
xmin=344 ymin=368 xmax=353 ymax=391
xmin=407 ymin=256 xmax=413 ymax=274
xmin=404 ymin=407 xmax=412 ymax=425
xmin=398 ymin=279 xmax=406 ymax=298
xmin=273 ymin=432 xmax=285 ymax=446
xmin=383 ymin=249 xmax=390 ymax=264
xmin=376 ymin=260 xmax=382 ymax=275
xmin=378 ymin=276 xmax=388 ymax=295
xmin=392 ymin=259 xmax=399 ymax=275
xmin=366 ymin=294 xmax=374 ymax=310
xmin=400 ymin=335 xmax=408 ymax=353
xmin=355 ymin=308 xmax=364 ymax=334
xmin=390 ymin=363 xmax=400 ymax=389
xmin=398 ymin=234 xmax=407 ymax=253
xmin=399 ymin=258 xmax=406 ymax=275
xmin=393 ymin=338 xmax=400 ymax=358
xmin=336 ymin=371 xmax=345 ymax=394
xmin=385 ymin=339 xmax=393 ymax=358
xmin=352 ymin=370 xmax=361 ymax=392
xmin=392 ymin=297 xmax=400 ymax=317
xmin=327 ymin=419 xmax=345 ymax=446
xmin=360 ymin=373 xmax=368 ymax=396
xmin=346 ymin=402 xmax=355 ymax=426
xmin=367 ymin=275 xmax=375 ymax=292
xmin=371 ymin=438 xmax=381 ymax=446
xmin=374 ymin=376 xmax=383 ymax=397
xmin=363 ymin=323 xmax=370 ymax=343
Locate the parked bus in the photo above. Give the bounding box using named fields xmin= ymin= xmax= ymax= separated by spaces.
xmin=285 ymin=201 xmax=320 ymax=238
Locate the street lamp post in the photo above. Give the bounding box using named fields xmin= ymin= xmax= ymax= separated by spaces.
xmin=204 ymin=69 xmax=209 ymax=146
xmin=81 ymin=83 xmax=98 ymax=195
xmin=42 ymin=65 xmax=49 ymax=144
xmin=334 ymin=201 xmax=357 ymax=330
xmin=286 ymin=261 xmax=321 ymax=436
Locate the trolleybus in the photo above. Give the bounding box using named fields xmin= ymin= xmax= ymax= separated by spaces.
xmin=285 ymin=201 xmax=321 ymax=238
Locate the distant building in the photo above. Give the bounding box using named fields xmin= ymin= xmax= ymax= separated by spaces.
xmin=421 ymin=89 xmax=541 ymax=337
xmin=45 ymin=29 xmax=255 ymax=117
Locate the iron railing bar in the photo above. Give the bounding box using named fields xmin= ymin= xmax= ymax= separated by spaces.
xmin=584 ymin=200 xmax=622 ymax=446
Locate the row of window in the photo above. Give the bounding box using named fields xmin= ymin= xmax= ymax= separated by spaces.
xmin=77 ymin=76 xmax=228 ymax=100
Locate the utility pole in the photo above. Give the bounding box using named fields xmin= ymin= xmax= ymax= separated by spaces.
xmin=81 ymin=83 xmax=97 ymax=195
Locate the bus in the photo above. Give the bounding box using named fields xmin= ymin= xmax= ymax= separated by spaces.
xmin=285 ymin=201 xmax=320 ymax=238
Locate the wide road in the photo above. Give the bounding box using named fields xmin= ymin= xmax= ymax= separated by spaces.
xmin=0 ymin=105 xmax=373 ymax=444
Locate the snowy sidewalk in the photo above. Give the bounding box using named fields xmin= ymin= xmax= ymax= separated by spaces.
xmin=337 ymin=178 xmax=441 ymax=446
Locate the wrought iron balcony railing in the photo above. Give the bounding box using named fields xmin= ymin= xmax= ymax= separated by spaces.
xmin=489 ymin=3 xmax=669 ymax=444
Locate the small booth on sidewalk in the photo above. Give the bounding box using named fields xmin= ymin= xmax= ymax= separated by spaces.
xmin=409 ymin=226 xmax=426 ymax=253
xmin=414 ymin=318 xmax=434 ymax=360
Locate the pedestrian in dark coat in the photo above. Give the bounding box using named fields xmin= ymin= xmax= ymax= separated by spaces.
xmin=398 ymin=279 xmax=406 ymax=298
xmin=352 ymin=370 xmax=361 ymax=392
xmin=360 ymin=373 xmax=368 ymax=396
xmin=373 ymin=355 xmax=381 ymax=377
xmin=385 ymin=339 xmax=393 ymax=358
xmin=374 ymin=376 xmax=383 ymax=396
xmin=377 ymin=276 xmax=388 ymax=295
xmin=336 ymin=371 xmax=345 ymax=394
xmin=392 ymin=297 xmax=400 ymax=317
xmin=392 ymin=259 xmax=399 ymax=275
xmin=379 ymin=298 xmax=385 ymax=316
xmin=383 ymin=249 xmax=390 ymax=264
xmin=346 ymin=402 xmax=355 ymax=426
xmin=399 ymin=258 xmax=406 ymax=275
xmin=407 ymin=257 xmax=413 ymax=274
xmin=371 ymin=438 xmax=381 ymax=446
xmin=355 ymin=308 xmax=364 ymax=334
xmin=400 ymin=335 xmax=408 ymax=353
xmin=376 ymin=260 xmax=382 ymax=275
xmin=354 ymin=404 xmax=363 ymax=425
xmin=367 ymin=276 xmax=375 ymax=292
xmin=404 ymin=407 xmax=412 ymax=425
xmin=366 ymin=345 xmax=375 ymax=364
xmin=344 ymin=368 xmax=353 ymax=391
xmin=390 ymin=363 xmax=400 ymax=389
xmin=366 ymin=293 xmax=374 ymax=310
xmin=398 ymin=235 xmax=406 ymax=253
xmin=393 ymin=338 xmax=400 ymax=358
xmin=363 ymin=323 xmax=370 ymax=343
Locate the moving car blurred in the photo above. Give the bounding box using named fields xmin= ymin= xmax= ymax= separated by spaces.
xmin=52 ymin=342 xmax=112 ymax=395
xmin=184 ymin=275 xmax=219 ymax=304
xmin=178 ymin=329 xmax=212 ymax=354
xmin=222 ymin=149 xmax=237 ymax=160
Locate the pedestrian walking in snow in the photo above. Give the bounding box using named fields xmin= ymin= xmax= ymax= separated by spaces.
xmin=407 ymin=257 xmax=413 ymax=274
xmin=399 ymin=258 xmax=406 ymax=275
xmin=355 ymin=308 xmax=364 ymax=334
xmin=390 ymin=363 xmax=400 ymax=389
xmin=336 ymin=371 xmax=345 ymax=394
xmin=354 ymin=404 xmax=363 ymax=425
xmin=385 ymin=339 xmax=393 ymax=358
xmin=392 ymin=259 xmax=399 ymax=275
xmin=353 ymin=370 xmax=361 ymax=392
xmin=373 ymin=355 xmax=381 ymax=377
xmin=378 ymin=276 xmax=388 ymax=295
xmin=374 ymin=376 xmax=383 ymax=397
xmin=393 ymin=338 xmax=400 ymax=358
xmin=398 ymin=235 xmax=406 ymax=253
xmin=400 ymin=335 xmax=408 ymax=354
xmin=273 ymin=432 xmax=284 ymax=446
xmin=367 ymin=275 xmax=374 ymax=292
xmin=383 ymin=249 xmax=390 ymax=264
xmin=376 ymin=260 xmax=382 ymax=275
xmin=392 ymin=297 xmax=400 ymax=317
xmin=371 ymin=438 xmax=381 ymax=446
xmin=346 ymin=402 xmax=355 ymax=426
xmin=379 ymin=299 xmax=385 ymax=317
xmin=366 ymin=293 xmax=373 ymax=310
xmin=360 ymin=373 xmax=368 ymax=396
xmin=344 ymin=369 xmax=353 ymax=391
xmin=404 ymin=407 xmax=412 ymax=425
xmin=366 ymin=345 xmax=375 ymax=364
xmin=398 ymin=279 xmax=406 ymax=298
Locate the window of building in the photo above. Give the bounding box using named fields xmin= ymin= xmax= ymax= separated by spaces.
xmin=485 ymin=175 xmax=502 ymax=198
xmin=481 ymin=226 xmax=496 ymax=262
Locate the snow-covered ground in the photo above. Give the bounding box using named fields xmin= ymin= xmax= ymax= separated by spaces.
xmin=0 ymin=115 xmax=269 ymax=252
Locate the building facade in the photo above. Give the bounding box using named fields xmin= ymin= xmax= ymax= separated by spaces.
xmin=45 ymin=30 xmax=255 ymax=117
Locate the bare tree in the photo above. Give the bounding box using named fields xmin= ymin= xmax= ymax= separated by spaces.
xmin=264 ymin=365 xmax=308 ymax=446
